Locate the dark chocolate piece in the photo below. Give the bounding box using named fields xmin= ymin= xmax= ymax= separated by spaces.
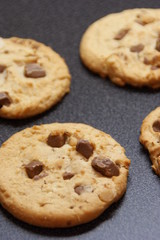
xmin=91 ymin=157 xmax=119 ymax=177
xmin=152 ymin=120 xmax=160 ymax=132
xmin=155 ymin=39 xmax=160 ymax=52
xmin=24 ymin=63 xmax=46 ymax=78
xmin=74 ymin=186 xmax=85 ymax=195
xmin=76 ymin=140 xmax=94 ymax=159
xmin=47 ymin=133 xmax=67 ymax=148
xmin=0 ymin=65 xmax=6 ymax=73
xmin=114 ymin=29 xmax=129 ymax=40
xmin=25 ymin=160 xmax=43 ymax=179
xmin=63 ymin=172 xmax=74 ymax=180
xmin=143 ymin=57 xmax=150 ymax=65
xmin=0 ymin=92 xmax=11 ymax=109
xmin=130 ymin=44 xmax=144 ymax=53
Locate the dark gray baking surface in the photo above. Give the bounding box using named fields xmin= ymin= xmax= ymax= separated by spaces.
xmin=0 ymin=0 xmax=160 ymax=239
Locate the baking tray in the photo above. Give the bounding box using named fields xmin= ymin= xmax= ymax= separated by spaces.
xmin=0 ymin=0 xmax=160 ymax=239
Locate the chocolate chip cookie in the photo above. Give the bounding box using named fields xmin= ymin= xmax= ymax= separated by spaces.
xmin=0 ymin=37 xmax=71 ymax=118
xmin=140 ymin=107 xmax=160 ymax=175
xmin=0 ymin=123 xmax=130 ymax=227
xmin=80 ymin=8 xmax=160 ymax=88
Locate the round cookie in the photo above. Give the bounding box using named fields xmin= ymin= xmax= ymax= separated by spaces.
xmin=0 ymin=37 xmax=71 ymax=119
xmin=0 ymin=123 xmax=130 ymax=228
xmin=140 ymin=107 xmax=160 ymax=175
xmin=80 ymin=8 xmax=160 ymax=88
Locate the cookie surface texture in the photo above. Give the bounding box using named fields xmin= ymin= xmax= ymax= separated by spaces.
xmin=80 ymin=8 xmax=160 ymax=88
xmin=140 ymin=107 xmax=160 ymax=175
xmin=0 ymin=123 xmax=130 ymax=228
xmin=0 ymin=37 xmax=71 ymax=119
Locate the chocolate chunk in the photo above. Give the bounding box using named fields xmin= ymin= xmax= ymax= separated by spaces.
xmin=152 ymin=120 xmax=160 ymax=132
xmin=155 ymin=39 xmax=160 ymax=52
xmin=76 ymin=140 xmax=94 ymax=159
xmin=143 ymin=57 xmax=150 ymax=65
xmin=47 ymin=133 xmax=67 ymax=148
xmin=74 ymin=186 xmax=85 ymax=195
xmin=0 ymin=65 xmax=6 ymax=73
xmin=0 ymin=92 xmax=11 ymax=109
xmin=130 ymin=44 xmax=144 ymax=53
xmin=24 ymin=63 xmax=46 ymax=78
xmin=114 ymin=29 xmax=129 ymax=40
xmin=25 ymin=160 xmax=43 ymax=179
xmin=144 ymin=56 xmax=160 ymax=69
xmin=33 ymin=171 xmax=48 ymax=180
xmin=144 ymin=59 xmax=160 ymax=69
xmin=91 ymin=157 xmax=119 ymax=177
xmin=63 ymin=172 xmax=74 ymax=180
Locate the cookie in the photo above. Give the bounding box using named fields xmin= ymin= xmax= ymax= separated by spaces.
xmin=0 ymin=37 xmax=71 ymax=119
xmin=80 ymin=8 xmax=160 ymax=88
xmin=0 ymin=123 xmax=130 ymax=228
xmin=140 ymin=107 xmax=160 ymax=175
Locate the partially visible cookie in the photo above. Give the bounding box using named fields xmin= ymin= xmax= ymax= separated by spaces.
xmin=80 ymin=8 xmax=160 ymax=88
xmin=0 ymin=37 xmax=71 ymax=119
xmin=140 ymin=107 xmax=160 ymax=175
xmin=0 ymin=123 xmax=130 ymax=228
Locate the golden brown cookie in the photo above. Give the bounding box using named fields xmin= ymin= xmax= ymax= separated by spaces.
xmin=140 ymin=107 xmax=160 ymax=175
xmin=0 ymin=37 xmax=71 ymax=119
xmin=80 ymin=8 xmax=160 ymax=88
xmin=0 ymin=123 xmax=130 ymax=227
